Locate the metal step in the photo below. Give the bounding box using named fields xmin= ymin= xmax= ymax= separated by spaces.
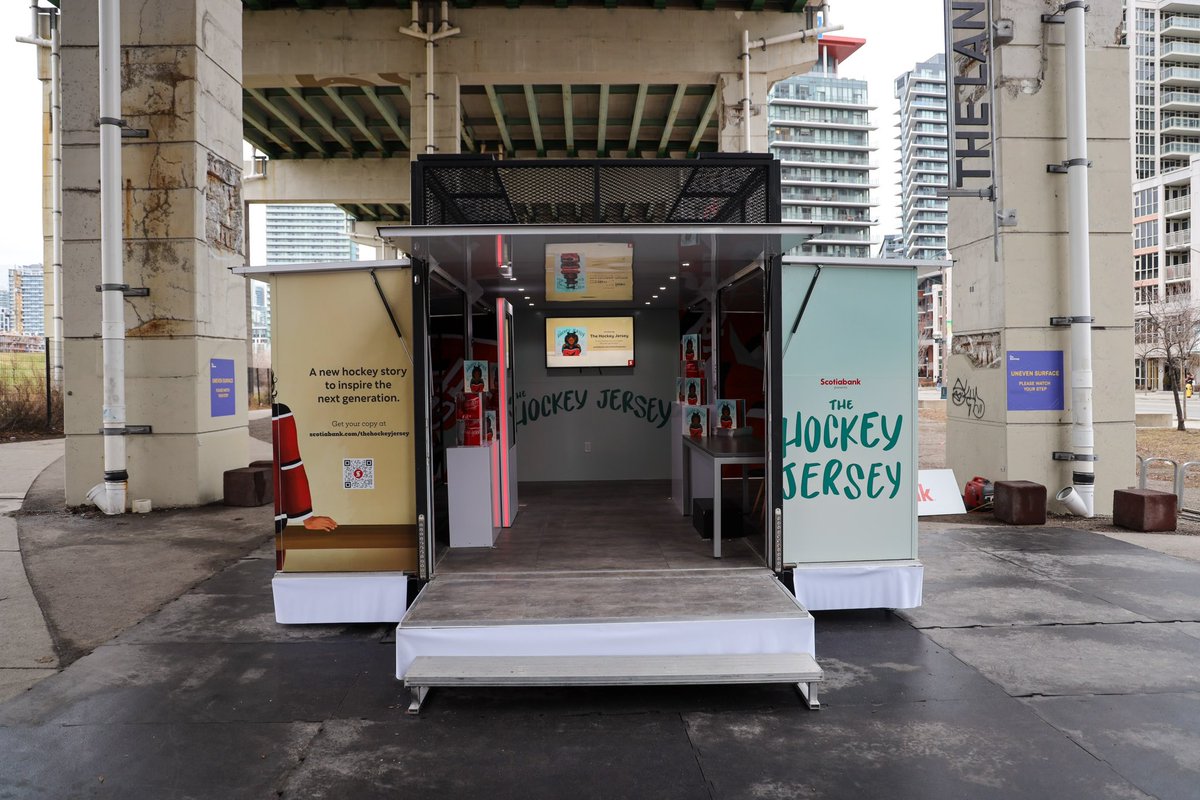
xmin=403 ymin=652 xmax=823 ymax=713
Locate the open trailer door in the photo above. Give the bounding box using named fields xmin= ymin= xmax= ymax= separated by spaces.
xmin=774 ymin=256 xmax=925 ymax=611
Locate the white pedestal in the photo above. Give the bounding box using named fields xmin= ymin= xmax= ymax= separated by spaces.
xmin=448 ymin=443 xmax=500 ymax=548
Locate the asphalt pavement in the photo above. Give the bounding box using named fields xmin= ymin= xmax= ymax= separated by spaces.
xmin=2 ymin=429 xmax=1200 ymax=798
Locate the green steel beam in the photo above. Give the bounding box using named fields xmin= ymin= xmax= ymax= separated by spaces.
xmin=346 ymin=0 xmax=372 ymax=7
xmin=784 ymin=0 xmax=807 ymax=11
xmin=284 ymin=87 xmax=355 ymax=152
xmin=484 ymin=85 xmax=515 ymax=155
xmin=561 ymin=84 xmax=575 ymax=157
xmin=243 ymin=103 xmax=297 ymax=154
xmin=604 ymin=0 xmax=618 ymax=8
xmin=381 ymin=203 xmax=404 ymax=219
xmin=687 ymin=85 xmax=720 ymax=156
xmin=322 ymin=87 xmax=387 ymax=153
xmin=747 ymin=0 xmax=766 ymax=9
xmin=361 ymin=86 xmax=411 ymax=149
xmin=524 ymin=84 xmax=545 ymax=156
xmin=246 ymin=89 xmax=329 ymax=155
xmin=657 ymin=83 xmax=687 ymax=157
xmin=555 ymin=0 xmax=570 ymax=6
xmin=355 ymin=203 xmax=376 ymax=220
xmin=461 ymin=113 xmax=477 ymax=152
xmin=626 ymin=83 xmax=647 ymax=156
xmin=295 ymin=0 xmax=323 ymax=8
xmin=700 ymin=0 xmax=717 ymax=9
xmin=597 ymin=84 xmax=609 ymax=156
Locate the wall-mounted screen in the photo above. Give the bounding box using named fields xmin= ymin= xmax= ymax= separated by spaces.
xmin=544 ymin=243 xmax=634 ymax=302
xmin=545 ymin=316 xmax=635 ymax=368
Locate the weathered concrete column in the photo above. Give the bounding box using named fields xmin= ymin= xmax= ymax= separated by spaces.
xmin=410 ymin=73 xmax=461 ymax=159
xmin=718 ymin=72 xmax=771 ymax=154
xmin=60 ymin=0 xmax=248 ymax=506
xmin=945 ymin=1 xmax=1133 ymax=514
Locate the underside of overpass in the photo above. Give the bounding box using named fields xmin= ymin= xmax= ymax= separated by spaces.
xmin=48 ymin=0 xmax=827 ymax=506
xmin=239 ymin=1 xmax=828 ymax=225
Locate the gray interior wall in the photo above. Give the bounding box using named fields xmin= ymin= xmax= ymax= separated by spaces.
xmin=513 ymin=309 xmax=678 ymax=482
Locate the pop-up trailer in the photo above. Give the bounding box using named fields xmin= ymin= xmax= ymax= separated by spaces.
xmin=237 ymin=155 xmax=928 ymax=710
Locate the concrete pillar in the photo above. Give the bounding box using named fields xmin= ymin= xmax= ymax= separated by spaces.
xmin=718 ymin=72 xmax=771 ymax=154
xmin=410 ymin=73 xmax=461 ymax=159
xmin=945 ymin=1 xmax=1134 ymax=514
xmin=60 ymin=0 xmax=248 ymax=507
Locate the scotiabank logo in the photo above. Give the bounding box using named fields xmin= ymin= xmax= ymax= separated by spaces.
xmin=820 ymin=377 xmax=862 ymax=386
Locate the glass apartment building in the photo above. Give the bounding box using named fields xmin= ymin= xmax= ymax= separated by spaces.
xmin=768 ymin=37 xmax=877 ymax=258
xmin=894 ymin=54 xmax=949 ymax=261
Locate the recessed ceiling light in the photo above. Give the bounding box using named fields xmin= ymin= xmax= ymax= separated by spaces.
xmin=524 ymin=296 xmax=530 ymax=300
xmin=681 ymin=261 xmax=690 ymax=267
xmin=528 ymin=302 xmax=534 ymax=307
xmin=659 ymin=286 xmax=667 ymax=290
xmin=668 ymin=276 xmax=677 ymax=280
xmin=652 ymin=295 xmax=658 ymax=299
xmin=517 ymin=287 xmax=524 ymax=291
xmin=510 ymin=277 xmax=517 ymax=281
xmin=644 ymin=301 xmax=650 ymax=305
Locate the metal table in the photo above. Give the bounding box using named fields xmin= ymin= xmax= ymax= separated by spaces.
xmin=681 ymin=435 xmax=765 ymax=558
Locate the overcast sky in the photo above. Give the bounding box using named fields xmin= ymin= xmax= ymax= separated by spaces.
xmin=0 ymin=0 xmax=945 ymax=284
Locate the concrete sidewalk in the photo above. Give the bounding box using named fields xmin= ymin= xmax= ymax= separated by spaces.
xmin=1 ymin=433 xmax=274 ymax=702
xmin=0 ymin=440 xmax=66 ymax=702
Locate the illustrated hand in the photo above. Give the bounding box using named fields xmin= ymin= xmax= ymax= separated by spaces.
xmin=303 ymin=516 xmax=338 ymax=532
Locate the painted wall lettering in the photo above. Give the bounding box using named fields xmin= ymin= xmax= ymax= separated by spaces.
xmin=514 ymin=388 xmax=672 ymax=429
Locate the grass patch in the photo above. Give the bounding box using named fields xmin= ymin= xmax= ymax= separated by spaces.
xmin=1137 ymin=427 xmax=1200 ymax=486
xmin=0 ymin=352 xmax=62 ymax=436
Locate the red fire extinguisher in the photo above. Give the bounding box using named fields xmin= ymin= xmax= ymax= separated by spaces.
xmin=963 ymin=476 xmax=994 ymax=511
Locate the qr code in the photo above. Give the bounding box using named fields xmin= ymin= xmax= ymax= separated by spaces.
xmin=343 ymin=458 xmax=374 ymax=490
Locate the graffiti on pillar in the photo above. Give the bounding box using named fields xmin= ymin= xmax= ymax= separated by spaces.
xmin=950 ymin=377 xmax=986 ymax=419
xmin=951 ymin=331 xmax=1001 ymax=369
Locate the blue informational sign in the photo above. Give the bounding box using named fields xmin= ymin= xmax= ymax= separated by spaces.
xmin=210 ymin=358 xmax=236 ymax=417
xmin=1006 ymin=350 xmax=1064 ymax=411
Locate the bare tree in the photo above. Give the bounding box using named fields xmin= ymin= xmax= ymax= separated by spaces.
xmin=1138 ymin=295 xmax=1200 ymax=431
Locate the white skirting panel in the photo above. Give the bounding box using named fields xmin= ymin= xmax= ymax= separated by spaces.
xmin=273 ymin=572 xmax=409 ymax=624
xmin=791 ymin=561 xmax=924 ymax=611
xmin=395 ymin=616 xmax=815 ymax=679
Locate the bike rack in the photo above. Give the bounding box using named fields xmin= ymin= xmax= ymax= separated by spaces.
xmin=1176 ymin=460 xmax=1200 ymax=519
xmin=1138 ymin=456 xmax=1177 ymax=491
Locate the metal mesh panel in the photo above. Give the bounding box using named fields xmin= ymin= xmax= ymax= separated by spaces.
xmin=598 ymin=165 xmax=692 ymax=224
xmin=422 ymin=166 xmax=515 ymax=225
xmin=414 ymin=158 xmax=777 ymax=226
xmin=497 ymin=166 xmax=594 ymax=224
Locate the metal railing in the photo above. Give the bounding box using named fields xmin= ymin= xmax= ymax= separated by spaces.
xmin=1136 ymin=455 xmax=1200 ymax=518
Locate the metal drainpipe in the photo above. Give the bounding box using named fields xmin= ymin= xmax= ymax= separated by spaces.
xmin=15 ymin=4 xmax=62 ymax=389
xmin=425 ymin=20 xmax=435 ymax=154
xmin=1063 ymin=0 xmax=1095 ymax=516
xmin=739 ymin=21 xmax=845 ymax=154
xmin=94 ymin=0 xmax=128 ymax=515
xmin=399 ymin=4 xmax=460 ymax=156
xmin=50 ymin=7 xmax=63 ymax=391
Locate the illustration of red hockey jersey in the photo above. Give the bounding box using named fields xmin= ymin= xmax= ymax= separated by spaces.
xmin=272 ymin=403 xmax=314 ymax=534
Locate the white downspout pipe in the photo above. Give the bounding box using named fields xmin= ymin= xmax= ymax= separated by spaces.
xmin=398 ymin=5 xmax=460 ymax=157
xmin=1059 ymin=0 xmax=1095 ymax=517
xmin=50 ymin=8 xmax=63 ymax=391
xmin=741 ymin=29 xmax=751 ymax=153
xmin=739 ymin=23 xmax=844 ymax=154
xmin=15 ymin=4 xmax=61 ymax=389
xmin=94 ymin=0 xmax=128 ymax=515
xmin=425 ymin=20 xmax=436 ymax=154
